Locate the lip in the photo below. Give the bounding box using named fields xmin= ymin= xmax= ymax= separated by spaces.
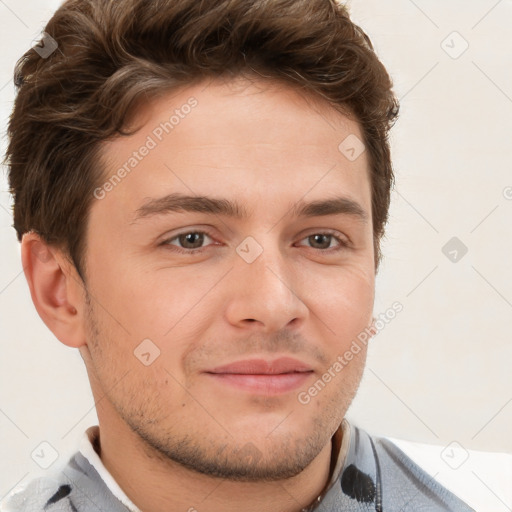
xmin=205 ymin=357 xmax=314 ymax=394
xmin=207 ymin=357 xmax=313 ymax=375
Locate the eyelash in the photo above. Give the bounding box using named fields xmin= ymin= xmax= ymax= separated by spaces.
xmin=160 ymin=229 xmax=349 ymax=255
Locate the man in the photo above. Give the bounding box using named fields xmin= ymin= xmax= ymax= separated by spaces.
xmin=2 ymin=0 xmax=474 ymax=510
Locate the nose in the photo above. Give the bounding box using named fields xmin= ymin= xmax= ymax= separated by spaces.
xmin=224 ymin=239 xmax=309 ymax=333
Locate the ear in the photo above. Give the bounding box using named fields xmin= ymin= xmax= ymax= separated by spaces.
xmin=21 ymin=232 xmax=86 ymax=348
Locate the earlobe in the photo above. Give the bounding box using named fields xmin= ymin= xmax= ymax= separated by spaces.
xmin=21 ymin=232 xmax=86 ymax=348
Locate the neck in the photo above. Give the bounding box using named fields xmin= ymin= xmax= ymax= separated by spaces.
xmin=96 ymin=411 xmax=334 ymax=512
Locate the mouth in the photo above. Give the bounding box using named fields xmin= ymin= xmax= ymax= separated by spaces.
xmin=204 ymin=357 xmax=314 ymax=394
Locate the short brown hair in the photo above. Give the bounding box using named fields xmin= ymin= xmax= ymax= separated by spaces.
xmin=5 ymin=0 xmax=399 ymax=279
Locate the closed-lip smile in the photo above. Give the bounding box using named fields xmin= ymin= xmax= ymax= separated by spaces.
xmin=205 ymin=357 xmax=314 ymax=394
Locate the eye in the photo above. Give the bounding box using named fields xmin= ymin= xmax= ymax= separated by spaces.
xmin=160 ymin=229 xmax=349 ymax=255
xmin=297 ymin=232 xmax=348 ymax=251
xmin=162 ymin=231 xmax=215 ymax=253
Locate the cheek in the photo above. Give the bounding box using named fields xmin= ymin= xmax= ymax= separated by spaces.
xmin=305 ymin=264 xmax=375 ymax=339
xmin=85 ymin=253 xmax=193 ymax=337
xmin=89 ymin=263 xmax=229 ymax=371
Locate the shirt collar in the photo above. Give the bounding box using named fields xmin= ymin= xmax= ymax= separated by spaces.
xmin=303 ymin=417 xmax=352 ymax=511
xmin=79 ymin=426 xmax=142 ymax=512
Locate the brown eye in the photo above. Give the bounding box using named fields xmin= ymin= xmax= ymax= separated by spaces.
xmin=162 ymin=231 xmax=215 ymax=253
xmin=307 ymin=234 xmax=334 ymax=250
xmin=177 ymin=232 xmax=205 ymax=249
xmin=298 ymin=232 xmax=347 ymax=251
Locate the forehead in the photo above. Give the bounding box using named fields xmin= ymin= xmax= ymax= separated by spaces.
xmin=94 ymin=76 xmax=371 ymax=224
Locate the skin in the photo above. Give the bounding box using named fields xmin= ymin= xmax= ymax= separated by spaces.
xmin=22 ymin=75 xmax=376 ymax=512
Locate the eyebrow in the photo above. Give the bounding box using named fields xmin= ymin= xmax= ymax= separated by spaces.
xmin=132 ymin=193 xmax=368 ymax=224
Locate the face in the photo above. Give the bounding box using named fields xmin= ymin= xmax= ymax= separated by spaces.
xmin=80 ymin=76 xmax=375 ymax=481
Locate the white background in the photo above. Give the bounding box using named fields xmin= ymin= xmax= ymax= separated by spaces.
xmin=1 ymin=0 xmax=511 ymax=509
